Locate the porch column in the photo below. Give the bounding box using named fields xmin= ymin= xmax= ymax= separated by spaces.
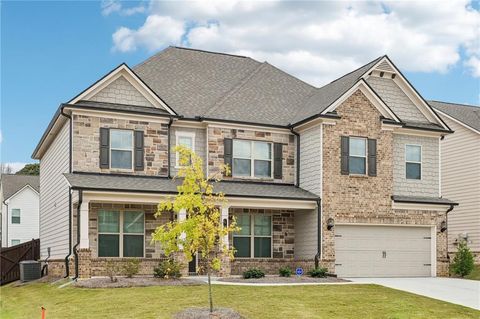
xmin=79 ymin=199 xmax=90 ymax=249
xmin=178 ymin=208 xmax=187 ymax=249
xmin=221 ymin=205 xmax=230 ymax=247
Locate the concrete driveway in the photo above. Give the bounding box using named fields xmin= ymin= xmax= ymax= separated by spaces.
xmin=350 ymin=277 xmax=480 ymax=310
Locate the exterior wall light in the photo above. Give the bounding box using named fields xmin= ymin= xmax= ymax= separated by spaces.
xmin=223 ymin=218 xmax=228 ymax=228
xmin=327 ymin=218 xmax=335 ymax=230
xmin=440 ymin=221 xmax=447 ymax=233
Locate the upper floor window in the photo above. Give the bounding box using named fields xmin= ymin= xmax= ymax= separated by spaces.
xmin=110 ymin=129 xmax=133 ymax=170
xmin=233 ymin=140 xmax=272 ymax=178
xmin=349 ymin=137 xmax=367 ymax=175
xmin=176 ymin=132 xmax=195 ymax=167
xmin=406 ymin=145 xmax=421 ymax=180
xmin=11 ymin=208 xmax=20 ymax=224
xmin=233 ymin=213 xmax=272 ymax=258
xmin=98 ymin=210 xmax=144 ymax=257
xmin=11 ymin=239 xmax=20 ymax=246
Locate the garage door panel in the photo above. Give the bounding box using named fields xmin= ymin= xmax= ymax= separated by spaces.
xmin=335 ymin=225 xmax=433 ymax=277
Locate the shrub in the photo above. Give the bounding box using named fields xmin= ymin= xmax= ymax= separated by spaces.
xmin=123 ymin=258 xmax=140 ymax=278
xmin=308 ymin=267 xmax=328 ymax=278
xmin=279 ymin=266 xmax=292 ymax=277
xmin=451 ymin=240 xmax=475 ymax=277
xmin=105 ymin=260 xmax=119 ymax=282
xmin=153 ymin=259 xmax=182 ymax=279
xmin=243 ymin=268 xmax=265 ymax=279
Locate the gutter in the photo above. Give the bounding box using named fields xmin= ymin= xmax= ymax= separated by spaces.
xmin=167 ymin=117 xmax=174 ymax=178
xmin=445 ymin=204 xmax=455 ymax=261
xmin=314 ymin=199 xmax=322 ymax=268
xmin=289 ymin=126 xmax=300 ymax=187
xmin=72 ymin=190 xmax=83 ymax=281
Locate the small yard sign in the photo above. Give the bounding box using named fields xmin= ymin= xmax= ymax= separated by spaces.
xmin=295 ymin=267 xmax=303 ymax=276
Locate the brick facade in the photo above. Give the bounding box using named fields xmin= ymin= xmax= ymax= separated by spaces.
xmin=72 ymin=114 xmax=169 ymax=176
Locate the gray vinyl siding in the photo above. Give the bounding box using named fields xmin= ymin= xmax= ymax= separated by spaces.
xmin=39 ymin=121 xmax=70 ymax=259
xmin=89 ymin=76 xmax=154 ymax=107
xmin=169 ymin=127 xmax=207 ymax=176
xmin=440 ymin=117 xmax=480 ymax=253
xmin=393 ymin=134 xmax=439 ymax=197
xmin=294 ymin=210 xmax=318 ymax=259
xmin=299 ymin=124 xmax=322 ymax=196
xmin=367 ymin=76 xmax=429 ymax=123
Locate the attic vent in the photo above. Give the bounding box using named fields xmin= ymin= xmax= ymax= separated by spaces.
xmin=380 ymin=72 xmax=384 ymax=77
xmin=391 ymin=74 xmax=396 ymax=79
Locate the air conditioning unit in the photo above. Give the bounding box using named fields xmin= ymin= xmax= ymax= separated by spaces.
xmin=19 ymin=260 xmax=41 ymax=282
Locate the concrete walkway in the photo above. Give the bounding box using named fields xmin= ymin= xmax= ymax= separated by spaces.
xmin=349 ymin=277 xmax=480 ymax=310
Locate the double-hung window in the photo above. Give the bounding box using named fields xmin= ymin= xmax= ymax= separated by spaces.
xmin=233 ymin=214 xmax=272 ymax=258
xmin=11 ymin=209 xmax=20 ymax=224
xmin=110 ymin=129 xmax=133 ymax=170
xmin=349 ymin=137 xmax=367 ymax=174
xmin=405 ymin=145 xmax=421 ymax=180
xmin=98 ymin=210 xmax=144 ymax=257
xmin=176 ymin=132 xmax=195 ymax=166
xmin=232 ymin=140 xmax=272 ymax=178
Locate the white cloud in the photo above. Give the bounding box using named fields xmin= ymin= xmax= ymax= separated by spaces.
xmin=1 ymin=163 xmax=28 ymax=174
xmin=110 ymin=0 xmax=480 ymax=85
xmin=101 ymin=0 xmax=145 ymax=17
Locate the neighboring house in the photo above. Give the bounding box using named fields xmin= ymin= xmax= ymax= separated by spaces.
xmin=0 ymin=174 xmax=40 ymax=247
xmin=429 ymin=101 xmax=480 ymax=262
xmin=32 ymin=47 xmax=457 ymax=279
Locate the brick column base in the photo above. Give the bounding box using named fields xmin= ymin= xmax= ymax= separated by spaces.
xmin=77 ymin=248 xmax=92 ymax=279
xmin=173 ymin=252 xmax=189 ymax=276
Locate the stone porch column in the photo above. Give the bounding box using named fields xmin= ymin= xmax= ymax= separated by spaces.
xmin=79 ymin=199 xmax=90 ymax=249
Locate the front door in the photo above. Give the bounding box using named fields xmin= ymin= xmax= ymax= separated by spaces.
xmin=188 ymin=253 xmax=197 ymax=275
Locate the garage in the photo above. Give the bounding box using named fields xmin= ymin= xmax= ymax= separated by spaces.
xmin=335 ymin=225 xmax=434 ymax=277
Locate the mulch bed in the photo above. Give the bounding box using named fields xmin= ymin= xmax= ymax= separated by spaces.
xmin=217 ymin=275 xmax=348 ymax=283
xmin=74 ymin=276 xmax=204 ymax=288
xmin=174 ymin=308 xmax=244 ymax=319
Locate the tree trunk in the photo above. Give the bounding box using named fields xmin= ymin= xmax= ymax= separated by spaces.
xmin=207 ymin=261 xmax=213 ymax=313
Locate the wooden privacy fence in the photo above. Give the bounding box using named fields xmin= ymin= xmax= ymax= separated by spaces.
xmin=0 ymin=239 xmax=40 ymax=285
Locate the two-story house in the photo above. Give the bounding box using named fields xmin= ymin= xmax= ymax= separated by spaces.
xmin=32 ymin=47 xmax=457 ymax=279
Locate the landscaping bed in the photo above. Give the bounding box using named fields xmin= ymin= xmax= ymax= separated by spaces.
xmin=218 ymin=275 xmax=348 ymax=283
xmin=174 ymin=308 xmax=243 ymax=319
xmin=74 ymin=276 xmax=204 ymax=288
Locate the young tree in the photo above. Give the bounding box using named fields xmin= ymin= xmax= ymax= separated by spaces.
xmin=16 ymin=163 xmax=40 ymax=175
xmin=152 ymin=146 xmax=238 ymax=313
xmin=451 ymin=240 xmax=475 ymax=277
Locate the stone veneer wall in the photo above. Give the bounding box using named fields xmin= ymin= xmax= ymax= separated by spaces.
xmin=72 ymin=114 xmax=169 ymax=176
xmin=321 ymin=90 xmax=448 ymax=276
xmin=207 ymin=126 xmax=296 ymax=183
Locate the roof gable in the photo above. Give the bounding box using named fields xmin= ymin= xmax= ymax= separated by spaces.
xmin=1 ymin=175 xmax=40 ymax=200
xmin=430 ymin=100 xmax=480 ymax=134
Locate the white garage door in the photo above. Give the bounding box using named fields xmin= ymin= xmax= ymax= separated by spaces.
xmin=335 ymin=225 xmax=433 ymax=277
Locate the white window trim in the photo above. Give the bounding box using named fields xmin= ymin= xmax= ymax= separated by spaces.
xmin=405 ymin=144 xmax=422 ymax=180
xmin=349 ymin=137 xmax=367 ymax=175
xmin=233 ymin=213 xmax=273 ymax=259
xmin=11 ymin=208 xmax=20 ymax=224
xmin=109 ymin=129 xmax=134 ymax=171
xmin=97 ymin=210 xmax=145 ymax=258
xmin=175 ymin=131 xmax=196 ymax=168
xmin=232 ymin=140 xmax=273 ymax=179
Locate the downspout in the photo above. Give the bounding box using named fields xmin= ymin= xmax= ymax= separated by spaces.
xmin=3 ymin=199 xmax=8 ymax=247
xmin=167 ymin=117 xmax=174 ymax=179
xmin=289 ymin=126 xmax=300 ymax=187
xmin=445 ymin=204 xmax=455 ymax=261
xmin=72 ymin=190 xmax=83 ymax=281
xmin=60 ymin=107 xmax=73 ymax=277
xmin=314 ymin=198 xmax=322 ymax=268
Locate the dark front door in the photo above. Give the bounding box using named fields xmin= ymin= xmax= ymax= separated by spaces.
xmin=188 ymin=253 xmax=197 ymax=275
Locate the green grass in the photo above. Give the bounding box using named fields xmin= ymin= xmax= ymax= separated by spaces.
xmin=465 ymin=265 xmax=480 ymax=281
xmin=1 ymin=283 xmax=478 ymax=319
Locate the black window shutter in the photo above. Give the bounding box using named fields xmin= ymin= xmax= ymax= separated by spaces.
xmin=340 ymin=136 xmax=349 ymax=175
xmin=99 ymin=128 xmax=110 ymax=169
xmin=134 ymin=131 xmax=144 ymax=171
xmin=368 ymin=139 xmax=377 ymax=177
xmin=273 ymin=143 xmax=283 ymax=179
xmin=224 ymin=138 xmax=233 ymax=176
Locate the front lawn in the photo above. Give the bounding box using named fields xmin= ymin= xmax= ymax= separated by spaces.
xmin=1 ymin=282 xmax=479 ymax=318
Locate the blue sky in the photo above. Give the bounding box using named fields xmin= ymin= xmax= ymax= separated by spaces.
xmin=1 ymin=1 xmax=479 ymax=168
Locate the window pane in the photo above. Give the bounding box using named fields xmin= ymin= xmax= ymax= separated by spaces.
xmin=11 ymin=240 xmax=20 ymax=246
xmin=11 ymin=209 xmax=20 ymax=224
xmin=406 ymin=145 xmax=421 ymax=162
xmin=123 ymin=211 xmax=144 ymax=233
xmin=349 ymin=157 xmax=366 ymax=174
xmin=253 ymin=142 xmax=271 ymax=160
xmin=178 ymin=136 xmax=193 ymax=149
xmin=254 ymin=160 xmax=271 ymax=178
xmin=406 ymin=162 xmax=421 ymax=180
xmin=233 ymin=237 xmax=251 ymax=257
xmin=98 ymin=234 xmax=119 ymax=257
xmin=234 ymin=214 xmax=251 ymax=236
xmin=349 ymin=138 xmax=366 ymax=156
xmin=233 ymin=158 xmax=251 ymax=176
xmin=11 ymin=217 xmax=20 ymax=224
xmin=254 ymin=237 xmax=271 ymax=258
xmin=98 ymin=211 xmax=120 ymax=233
xmin=233 ymin=140 xmax=251 ymax=158
xmin=123 ymin=235 xmax=144 ymax=257
xmin=254 ymin=215 xmax=271 ymax=236
xmin=111 ymin=130 xmax=133 ymax=149
xmin=111 ymin=150 xmax=132 ymax=169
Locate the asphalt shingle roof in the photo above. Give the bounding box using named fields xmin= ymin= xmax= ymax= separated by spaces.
xmin=1 ymin=174 xmax=40 ymax=200
xmin=429 ymin=100 xmax=480 ymax=133
xmin=64 ymin=173 xmax=319 ymax=201
xmin=391 ymin=195 xmax=457 ymax=205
